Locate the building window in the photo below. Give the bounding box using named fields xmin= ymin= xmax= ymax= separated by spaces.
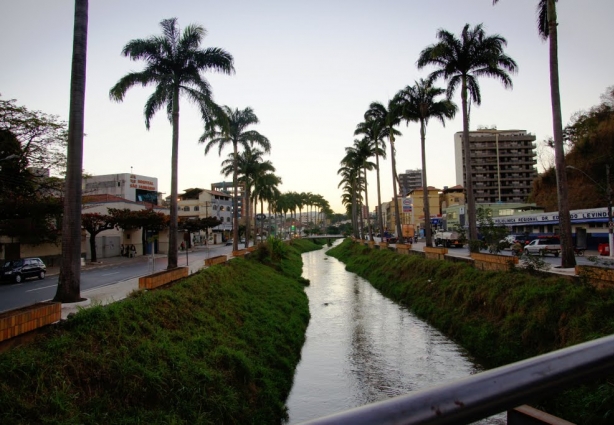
xmin=183 ymin=206 xmax=190 ymax=211
xmin=226 ymin=217 xmax=230 ymax=222
xmin=213 ymin=205 xmax=218 ymax=210
xmin=194 ymin=206 xmax=199 ymax=211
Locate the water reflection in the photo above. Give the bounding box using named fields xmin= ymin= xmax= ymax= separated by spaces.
xmin=285 ymin=243 xmax=504 ymax=424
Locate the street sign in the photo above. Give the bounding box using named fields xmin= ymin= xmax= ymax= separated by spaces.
xmin=256 ymin=214 xmax=266 ymax=220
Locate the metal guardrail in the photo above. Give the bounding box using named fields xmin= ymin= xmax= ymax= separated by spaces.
xmin=298 ymin=334 xmax=614 ymax=425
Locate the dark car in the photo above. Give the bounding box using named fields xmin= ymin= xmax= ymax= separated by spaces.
xmin=1 ymin=258 xmax=47 ymax=283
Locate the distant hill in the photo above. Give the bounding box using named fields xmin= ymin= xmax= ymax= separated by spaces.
xmin=530 ymin=87 xmax=614 ymax=211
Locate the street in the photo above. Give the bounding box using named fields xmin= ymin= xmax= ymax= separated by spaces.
xmin=0 ymin=242 xmax=238 ymax=313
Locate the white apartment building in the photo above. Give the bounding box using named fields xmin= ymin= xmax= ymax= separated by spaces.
xmin=178 ymin=188 xmax=233 ymax=236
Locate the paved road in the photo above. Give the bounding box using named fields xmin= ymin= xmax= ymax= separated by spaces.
xmin=0 ymin=243 xmax=239 ymax=313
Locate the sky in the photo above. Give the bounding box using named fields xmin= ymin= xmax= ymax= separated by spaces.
xmin=1 ymin=0 xmax=613 ymax=214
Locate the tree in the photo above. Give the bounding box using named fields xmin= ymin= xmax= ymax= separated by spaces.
xmin=81 ymin=213 xmax=115 ymax=262
xmin=201 ymin=106 xmax=270 ymax=251
xmin=352 ymin=138 xmax=379 ymax=241
xmin=417 ymin=23 xmax=517 ymax=245
xmin=354 ymin=119 xmax=387 ymax=237
xmin=0 ymin=97 xmax=67 ymax=175
xmin=0 ymin=129 xmax=63 ymax=244
xmin=394 ymin=79 xmax=457 ymax=247
xmin=110 ymin=18 xmax=234 ymax=269
xmin=364 ymin=100 xmax=403 ymax=241
xmin=492 ymin=0 xmax=574 ymax=266
xmin=220 ymin=146 xmax=272 ymax=247
xmin=54 ymin=0 xmax=88 ymax=303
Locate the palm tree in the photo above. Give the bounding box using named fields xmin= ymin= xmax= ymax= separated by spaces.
xmin=364 ymin=100 xmax=403 ymax=242
xmin=354 ymin=120 xmax=387 ymax=239
xmin=253 ymin=172 xmax=281 ymax=237
xmin=200 ymin=106 xmax=270 ymax=251
xmin=394 ymin=79 xmax=457 ymax=247
xmin=352 ymin=138 xmax=379 ymax=241
xmin=109 ymin=18 xmax=234 ymax=268
xmin=417 ymin=23 xmax=517 ymax=244
xmin=220 ymin=146 xmax=270 ymax=247
xmin=491 ymin=1 xmax=574 ymax=267
xmin=54 ymin=0 xmax=88 ymax=303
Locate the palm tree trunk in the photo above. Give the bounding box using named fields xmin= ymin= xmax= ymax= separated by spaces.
xmin=390 ymin=136 xmax=403 ymax=243
xmin=461 ymin=76 xmax=477 ymax=243
xmin=232 ymin=142 xmax=239 ymax=252
xmin=421 ymin=120 xmax=433 ymax=247
xmin=167 ymin=87 xmax=180 ymax=269
xmin=352 ymin=181 xmax=358 ymax=238
xmin=55 ymin=0 xmax=88 ymax=303
xmin=547 ymin=1 xmax=575 ymax=267
xmin=244 ymin=189 xmax=250 ymax=248
xmin=375 ymin=152 xmax=384 ymax=239
xmin=363 ymin=166 xmax=373 ymax=241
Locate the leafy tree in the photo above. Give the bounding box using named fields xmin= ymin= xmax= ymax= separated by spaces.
xmin=54 ymin=0 xmax=88 ymax=303
xmin=0 ymin=129 xmax=63 ymax=245
xmin=81 ymin=213 xmax=115 ymax=262
xmin=476 ymin=207 xmax=509 ymax=253
xmin=110 ymin=17 xmax=234 ymax=269
xmin=179 ymin=216 xmax=222 ymax=247
xmin=201 ymin=106 xmax=270 ymax=251
xmin=417 ymin=23 xmax=517 ymax=244
xmin=0 ymin=97 xmax=67 ymax=175
xmin=394 ymin=79 xmax=457 ymax=247
xmin=493 ymin=0 xmax=575 ymax=268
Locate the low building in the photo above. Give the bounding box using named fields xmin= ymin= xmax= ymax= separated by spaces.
xmin=443 ymin=202 xmax=544 ymax=232
xmin=178 ymin=188 xmax=233 ymax=243
xmin=405 ymin=186 xmax=441 ymax=234
xmin=83 ymin=173 xmax=160 ymax=204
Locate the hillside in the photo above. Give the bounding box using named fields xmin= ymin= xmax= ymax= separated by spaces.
xmin=530 ymin=87 xmax=614 ymax=211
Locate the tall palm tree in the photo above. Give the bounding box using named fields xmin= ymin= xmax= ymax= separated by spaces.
xmin=492 ymin=1 xmax=574 ymax=267
xmin=220 ymin=146 xmax=270 ymax=248
xmin=365 ymin=100 xmax=403 ymax=242
xmin=54 ymin=0 xmax=88 ymax=303
xmin=417 ymin=23 xmax=517 ymax=244
xmin=354 ymin=120 xmax=387 ymax=238
xmin=394 ymin=79 xmax=457 ymax=247
xmin=109 ymin=18 xmax=234 ymax=268
xmin=253 ymin=172 xmax=281 ymax=237
xmin=353 ymin=138 xmax=379 ymax=241
xmin=200 ymin=106 xmax=270 ymax=251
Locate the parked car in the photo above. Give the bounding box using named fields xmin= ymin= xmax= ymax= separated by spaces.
xmin=1 ymin=258 xmax=47 ymax=283
xmin=523 ymin=237 xmax=562 ymax=257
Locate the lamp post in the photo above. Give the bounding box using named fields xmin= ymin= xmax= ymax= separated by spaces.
xmin=567 ymin=165 xmax=613 ymax=257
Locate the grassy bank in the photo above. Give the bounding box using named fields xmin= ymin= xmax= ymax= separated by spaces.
xmin=0 ymin=239 xmax=320 ymax=424
xmin=327 ymin=239 xmax=614 ymax=424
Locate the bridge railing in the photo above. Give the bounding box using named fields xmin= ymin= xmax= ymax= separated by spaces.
xmin=298 ymin=333 xmax=614 ymax=425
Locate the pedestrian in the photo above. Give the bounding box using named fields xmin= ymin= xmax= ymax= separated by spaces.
xmin=130 ymin=244 xmax=136 ymax=258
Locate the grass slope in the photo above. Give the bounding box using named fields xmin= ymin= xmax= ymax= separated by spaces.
xmin=0 ymin=240 xmax=318 ymax=424
xmin=327 ymin=239 xmax=614 ymax=424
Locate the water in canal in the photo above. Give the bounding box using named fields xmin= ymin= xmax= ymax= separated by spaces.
xmin=285 ymin=243 xmax=505 ymax=424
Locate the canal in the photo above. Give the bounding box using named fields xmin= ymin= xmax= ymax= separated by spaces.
xmin=285 ymin=242 xmax=505 ymax=424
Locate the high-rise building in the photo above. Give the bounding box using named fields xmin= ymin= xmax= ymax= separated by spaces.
xmin=454 ymin=130 xmax=537 ymax=203
xmin=399 ymin=169 xmax=423 ymax=196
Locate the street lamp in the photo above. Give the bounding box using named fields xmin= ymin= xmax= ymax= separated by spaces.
xmin=567 ymin=165 xmax=613 ymax=257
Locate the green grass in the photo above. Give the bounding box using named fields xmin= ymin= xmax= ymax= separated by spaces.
xmin=327 ymin=239 xmax=614 ymax=424
xmin=0 ymin=242 xmax=314 ymax=424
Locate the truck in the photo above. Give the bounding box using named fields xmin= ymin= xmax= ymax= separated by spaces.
xmin=523 ymin=237 xmax=561 ymax=257
xmin=434 ymin=230 xmax=464 ymax=248
xmin=402 ymin=224 xmax=415 ymax=242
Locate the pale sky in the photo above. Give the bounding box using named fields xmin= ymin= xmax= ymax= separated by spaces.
xmin=1 ymin=1 xmax=612 ymax=213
